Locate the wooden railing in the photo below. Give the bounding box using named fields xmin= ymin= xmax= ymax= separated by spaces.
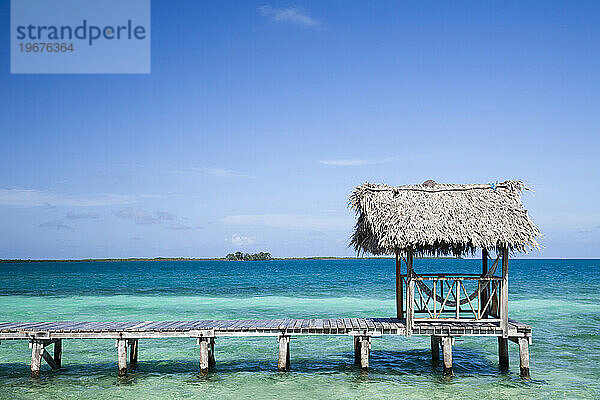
xmin=397 ymin=248 xmax=510 ymax=337
xmin=402 ymin=274 xmax=503 ymax=321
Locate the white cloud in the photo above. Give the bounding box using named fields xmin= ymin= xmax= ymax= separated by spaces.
xmin=166 ymin=223 xmax=192 ymax=230
xmin=200 ymin=167 xmax=246 ymax=177
xmin=0 ymin=189 xmax=136 ymax=207
xmin=114 ymin=208 xmax=161 ymax=225
xmin=175 ymin=167 xmax=250 ymax=178
xmin=65 ymin=211 xmax=100 ymax=220
xmin=318 ymin=158 xmax=394 ymax=166
xmin=155 ymin=211 xmax=178 ymax=221
xmin=259 ymin=5 xmax=319 ymax=27
xmin=39 ymin=220 xmax=73 ymax=230
xmin=114 ymin=208 xmax=192 ymax=229
xmin=223 ymin=214 xmax=352 ymax=231
xmin=230 ymin=234 xmax=256 ymax=246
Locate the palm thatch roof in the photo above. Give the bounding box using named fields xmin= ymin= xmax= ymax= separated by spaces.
xmin=349 ymin=180 xmax=541 ymax=257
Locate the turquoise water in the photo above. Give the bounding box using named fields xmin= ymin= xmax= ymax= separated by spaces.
xmin=0 ymin=259 xmax=599 ymax=399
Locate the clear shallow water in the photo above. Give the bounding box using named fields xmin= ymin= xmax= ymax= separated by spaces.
xmin=0 ymin=259 xmax=599 ymax=399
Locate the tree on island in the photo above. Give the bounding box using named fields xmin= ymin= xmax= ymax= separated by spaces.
xmin=225 ymin=251 xmax=272 ymax=261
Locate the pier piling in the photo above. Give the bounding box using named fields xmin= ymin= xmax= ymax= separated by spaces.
xmin=209 ymin=338 xmax=216 ymax=368
xmin=353 ymin=336 xmax=370 ymax=371
xmin=116 ymin=339 xmax=128 ymax=377
xmin=198 ymin=338 xmax=211 ymax=375
xmin=30 ymin=340 xmax=44 ymax=378
xmin=518 ymin=337 xmax=530 ymax=378
xmin=30 ymin=339 xmax=62 ymax=377
xmin=431 ymin=336 xmax=440 ymax=363
xmin=498 ymin=337 xmax=509 ymax=370
xmin=54 ymin=339 xmax=62 ymax=369
xmin=129 ymin=339 xmax=138 ymax=370
xmin=441 ymin=337 xmax=453 ymax=376
xmin=277 ymin=335 xmax=290 ymax=372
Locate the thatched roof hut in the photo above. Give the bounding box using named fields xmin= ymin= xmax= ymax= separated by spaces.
xmin=349 ymin=180 xmax=541 ymax=257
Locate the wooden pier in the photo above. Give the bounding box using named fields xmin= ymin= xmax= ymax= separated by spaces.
xmin=0 ymin=317 xmax=531 ymax=378
xmin=0 ymin=182 xmax=541 ymax=380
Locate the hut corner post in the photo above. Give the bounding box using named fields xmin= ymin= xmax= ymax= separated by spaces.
xmin=405 ymin=249 xmax=414 ymax=336
xmin=395 ymin=251 xmax=403 ymax=320
xmin=481 ymin=249 xmax=489 ymax=318
xmin=500 ymin=247 xmax=509 ymax=338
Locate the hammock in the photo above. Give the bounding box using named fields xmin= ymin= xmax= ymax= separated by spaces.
xmin=409 ymin=256 xmax=500 ymax=308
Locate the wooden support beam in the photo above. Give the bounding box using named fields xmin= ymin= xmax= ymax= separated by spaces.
xmin=518 ymin=337 xmax=530 ymax=378
xmin=500 ymin=248 xmax=509 ymax=337
xmin=116 ymin=339 xmax=127 ymax=377
xmin=353 ymin=336 xmax=370 ymax=371
xmin=482 ymin=249 xmax=489 ymax=318
xmin=491 ymin=281 xmax=499 ymax=317
xmin=277 ymin=335 xmax=290 ymax=372
xmin=54 ymin=339 xmax=62 ymax=369
xmin=209 ymin=338 xmax=216 ymax=368
xmin=198 ymin=338 xmax=210 ymax=375
xmin=42 ymin=348 xmax=59 ymax=370
xmin=129 ymin=339 xmax=138 ymax=370
xmin=396 ymin=251 xmax=403 ymax=320
xmin=498 ymin=337 xmax=509 ymax=370
xmin=30 ymin=340 xmax=44 ymax=378
xmin=441 ymin=337 xmax=453 ymax=376
xmin=406 ymin=249 xmax=414 ymax=336
xmin=431 ymin=336 xmax=440 ymax=363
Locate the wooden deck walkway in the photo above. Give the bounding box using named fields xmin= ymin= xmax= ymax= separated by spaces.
xmin=0 ymin=318 xmax=531 ymax=338
xmin=0 ymin=318 xmax=532 ymax=378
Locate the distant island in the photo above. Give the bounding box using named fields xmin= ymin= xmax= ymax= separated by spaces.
xmin=225 ymin=251 xmax=272 ymax=261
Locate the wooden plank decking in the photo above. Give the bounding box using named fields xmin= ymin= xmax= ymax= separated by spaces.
xmin=0 ymin=318 xmax=533 ymax=378
xmin=0 ymin=318 xmax=532 ymax=340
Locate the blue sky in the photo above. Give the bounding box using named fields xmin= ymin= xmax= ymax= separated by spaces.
xmin=0 ymin=0 xmax=599 ymax=258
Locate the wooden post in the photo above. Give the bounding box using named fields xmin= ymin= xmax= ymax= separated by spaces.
xmin=41 ymin=347 xmax=59 ymax=370
xmin=116 ymin=339 xmax=127 ymax=377
xmin=491 ymin=281 xmax=499 ymax=317
xmin=501 ymin=247 xmax=509 ymax=337
xmin=406 ymin=249 xmax=414 ymax=336
xmin=354 ymin=336 xmax=370 ymax=370
xmin=396 ymin=251 xmax=403 ymax=320
xmin=54 ymin=339 xmax=62 ymax=369
xmin=518 ymin=337 xmax=530 ymax=378
xmin=209 ymin=338 xmax=216 ymax=368
xmin=354 ymin=336 xmax=370 ymax=371
xmin=481 ymin=249 xmax=489 ymax=318
xmin=441 ymin=337 xmax=453 ymax=376
xmin=431 ymin=336 xmax=440 ymax=363
xmin=198 ymin=338 xmax=210 ymax=375
xmin=129 ymin=339 xmax=138 ymax=370
xmin=277 ymin=335 xmax=290 ymax=372
xmin=498 ymin=337 xmax=509 ymax=370
xmin=30 ymin=340 xmax=44 ymax=378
